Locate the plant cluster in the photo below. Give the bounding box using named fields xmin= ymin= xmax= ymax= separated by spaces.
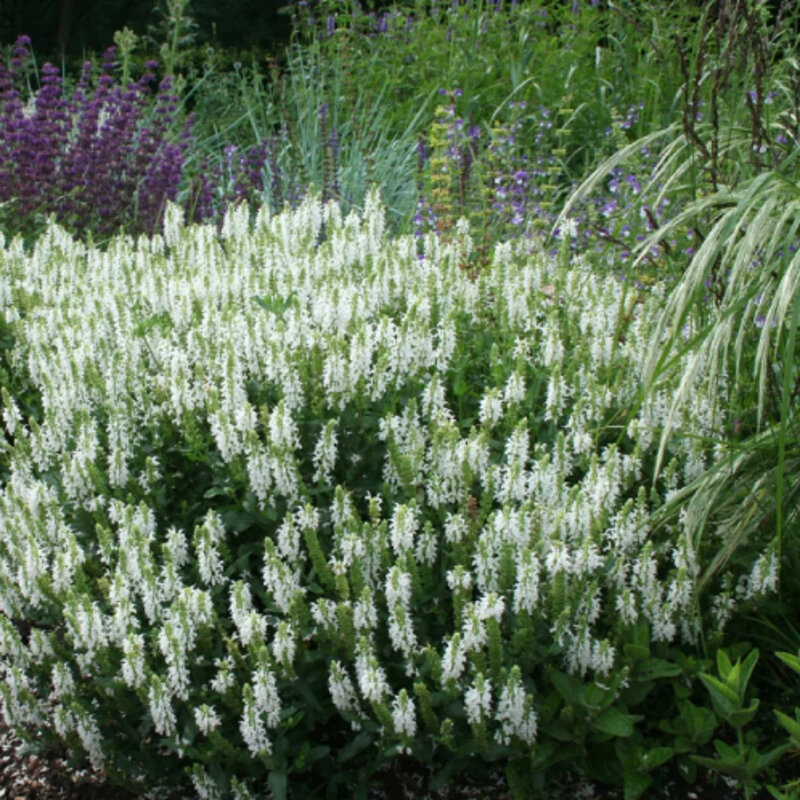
xmin=0 ymin=0 xmax=799 ymax=798
xmin=0 ymin=193 xmax=788 ymax=799
xmin=0 ymin=36 xmax=192 ymax=239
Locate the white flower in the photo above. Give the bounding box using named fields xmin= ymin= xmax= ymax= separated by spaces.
xmin=276 ymin=514 xmax=302 ymax=563
xmin=461 ymin=606 xmax=487 ymax=654
xmin=194 ymin=512 xmax=227 ymax=587
xmin=441 ymin=634 xmax=466 ymax=683
xmin=263 ymin=543 xmax=304 ymax=614
xmin=240 ymin=694 xmax=272 ymax=757
xmin=561 ymin=217 xmax=579 ymax=239
xmin=741 ymin=546 xmax=779 ymax=600
xmin=385 ymin=566 xmax=413 ymax=609
xmin=355 ymin=642 xmax=390 ymax=703
xmin=464 ymin=674 xmax=492 ymax=726
xmin=246 ymin=444 xmax=272 ymax=506
xmin=513 ymin=548 xmax=540 ymax=614
xmin=74 ymin=709 xmax=106 ymax=768
xmin=165 ymin=526 xmax=189 ymax=568
xmin=391 ymin=689 xmax=417 ymax=743
xmin=191 ymin=766 xmax=223 ymax=800
xmin=443 ymin=512 xmax=468 ymax=544
xmin=251 ymin=665 xmax=281 ymax=728
xmin=478 ymin=388 xmax=503 ymax=428
xmin=121 ymin=633 xmax=146 ymax=689
xmin=312 ymin=419 xmax=338 ymax=484
xmin=495 ymin=667 xmax=537 ymax=745
xmin=354 ymin=588 xmax=378 ymax=634
xmin=194 ymin=704 xmax=222 ymax=735
xmin=504 ymin=371 xmax=526 ymax=405
xmin=210 ymin=656 xmax=236 ymax=694
xmin=148 ymin=675 xmax=177 ymax=737
xmin=328 ymin=661 xmax=360 ymax=714
xmin=446 ymin=567 xmax=473 ymax=594
xmin=271 ymin=621 xmax=296 ymax=669
xmin=615 ymin=589 xmax=638 ymax=626
xmin=50 ymin=663 xmax=75 ymax=701
xmin=389 ymin=502 xmax=418 ymax=555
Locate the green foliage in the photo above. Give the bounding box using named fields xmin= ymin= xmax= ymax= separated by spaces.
xmin=3 ymin=1 xmax=800 ymax=798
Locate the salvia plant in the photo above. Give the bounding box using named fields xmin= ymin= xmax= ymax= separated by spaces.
xmin=0 ymin=192 xmax=786 ymax=798
xmin=0 ymin=36 xmax=193 ymax=239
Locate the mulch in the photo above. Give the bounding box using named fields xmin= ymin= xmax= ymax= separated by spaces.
xmin=0 ymin=719 xmax=753 ymax=800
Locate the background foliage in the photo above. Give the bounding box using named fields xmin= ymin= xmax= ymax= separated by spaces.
xmin=1 ymin=1 xmax=800 ymax=798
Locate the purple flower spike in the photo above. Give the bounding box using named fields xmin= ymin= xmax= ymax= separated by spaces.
xmin=0 ymin=35 xmax=195 ymax=237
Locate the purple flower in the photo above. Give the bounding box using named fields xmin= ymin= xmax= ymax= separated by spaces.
xmin=0 ymin=36 xmax=193 ymax=237
xmin=625 ymin=174 xmax=641 ymax=194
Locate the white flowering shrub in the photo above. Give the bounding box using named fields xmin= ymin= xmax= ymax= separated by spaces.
xmin=0 ymin=194 xmax=777 ymax=797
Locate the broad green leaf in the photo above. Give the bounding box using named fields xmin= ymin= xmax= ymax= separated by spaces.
xmin=624 ymin=643 xmax=651 ymax=661
xmin=623 ymin=770 xmax=652 ymax=800
xmin=698 ymin=672 xmax=740 ymax=717
xmin=676 ymin=700 xmax=717 ymax=744
xmin=307 ymin=745 xmax=330 ymax=763
xmin=713 ymin=739 xmax=742 ymax=762
xmin=716 ymin=648 xmax=734 ymax=680
xmin=268 ymin=771 xmax=287 ymax=800
xmin=594 ymin=706 xmax=641 ymax=737
xmin=642 ymin=746 xmax=674 ymax=771
xmin=633 ymin=658 xmax=682 ymax=681
xmin=337 ymin=731 xmax=374 ymax=764
xmin=550 ymin=670 xmax=584 ymax=707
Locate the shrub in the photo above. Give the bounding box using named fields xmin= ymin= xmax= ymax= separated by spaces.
xmin=0 ymin=193 xmax=785 ymax=798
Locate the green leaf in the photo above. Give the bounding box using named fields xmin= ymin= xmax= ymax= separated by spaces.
xmin=550 ymin=670 xmax=583 ymax=707
xmin=727 ymin=700 xmax=759 ymax=728
xmin=713 ymin=739 xmax=742 ymax=762
xmin=698 ymin=672 xmax=740 ymax=717
xmin=252 ymin=292 xmax=297 ymax=317
xmin=716 ymin=648 xmax=734 ymax=681
xmin=633 ymin=658 xmax=682 ymax=681
xmin=690 ymin=754 xmax=739 ymax=774
xmin=739 ymin=649 xmax=759 ymax=687
xmin=337 ymin=731 xmax=374 ymax=764
xmin=268 ymin=771 xmax=287 ymax=800
xmin=776 ymin=651 xmax=800 ymax=676
xmin=623 ymin=770 xmax=652 ymax=800
xmin=752 ymin=743 xmax=789 ymax=774
xmin=642 ymin=746 xmax=674 ymax=771
xmin=676 ymin=755 xmax=697 ymax=784
xmin=624 ymin=643 xmax=651 ymax=661
xmin=203 ymin=485 xmax=232 ymax=499
xmin=133 ymin=311 xmax=171 ymax=337
xmin=775 ymin=709 xmax=800 ymax=744
xmin=430 ymin=757 xmax=465 ymax=791
xmin=594 ymin=707 xmax=641 ymax=737
xmin=307 ymin=745 xmax=331 ymax=763
xmin=676 ymin=700 xmax=718 ymax=744
xmin=584 ymin=681 xmax=615 ymax=710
